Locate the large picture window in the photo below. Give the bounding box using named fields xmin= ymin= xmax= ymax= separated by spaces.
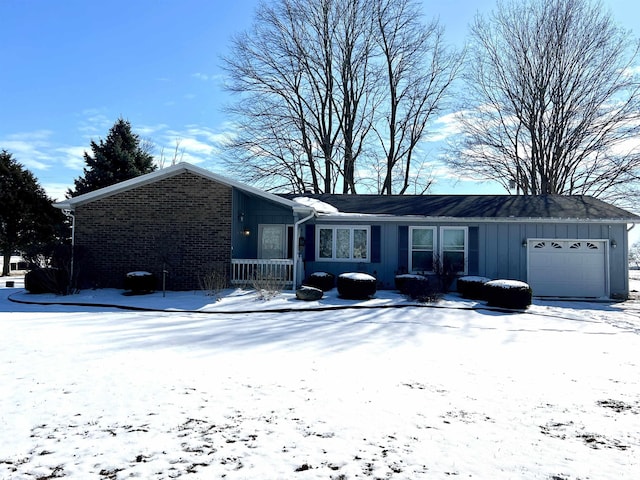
xmin=409 ymin=226 xmax=436 ymax=273
xmin=317 ymin=226 xmax=370 ymax=261
xmin=440 ymin=227 xmax=468 ymax=274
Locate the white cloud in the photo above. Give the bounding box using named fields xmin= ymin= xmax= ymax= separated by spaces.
xmin=149 ymin=123 xmax=240 ymax=168
xmin=54 ymin=146 xmax=87 ymax=170
xmin=41 ymin=182 xmax=72 ymax=202
xmin=0 ymin=130 xmax=56 ymax=170
xmin=77 ymin=110 xmax=112 ymax=136
xmin=191 ymin=73 xmax=225 ymax=82
xmin=183 ymin=124 xmax=236 ymax=145
xmin=135 ymin=123 xmax=170 ymax=137
xmin=192 ymin=73 xmax=210 ymax=81
xmin=424 ymin=111 xmax=465 ymax=143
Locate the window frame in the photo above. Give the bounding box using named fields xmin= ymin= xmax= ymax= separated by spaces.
xmin=315 ymin=225 xmax=371 ymax=262
xmin=439 ymin=226 xmax=468 ymax=275
xmin=409 ymin=226 xmax=437 ymax=273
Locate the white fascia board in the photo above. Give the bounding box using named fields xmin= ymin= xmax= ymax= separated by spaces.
xmin=53 ymin=162 xmax=304 ymax=212
xmin=312 ymin=213 xmax=636 ymax=224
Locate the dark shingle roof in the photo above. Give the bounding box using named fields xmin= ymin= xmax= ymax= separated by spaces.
xmin=278 ymin=194 xmax=639 ymax=221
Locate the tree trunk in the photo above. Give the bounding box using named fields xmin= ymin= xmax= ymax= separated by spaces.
xmin=2 ymin=250 xmax=12 ymax=277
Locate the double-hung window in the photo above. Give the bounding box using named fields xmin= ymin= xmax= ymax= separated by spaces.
xmin=409 ymin=226 xmax=436 ymax=273
xmin=317 ymin=226 xmax=370 ymax=261
xmin=440 ymin=227 xmax=468 ymax=274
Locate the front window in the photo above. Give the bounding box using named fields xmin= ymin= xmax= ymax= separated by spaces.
xmin=410 ymin=226 xmax=435 ymax=273
xmin=317 ymin=226 xmax=370 ymax=261
xmin=440 ymin=227 xmax=467 ymax=274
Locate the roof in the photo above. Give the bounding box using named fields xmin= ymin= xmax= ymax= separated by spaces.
xmin=280 ymin=193 xmax=640 ymax=222
xmin=51 ymin=161 xmax=638 ymax=223
xmin=54 ymin=163 xmax=312 ymax=213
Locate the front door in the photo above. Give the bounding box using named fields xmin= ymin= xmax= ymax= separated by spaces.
xmin=259 ymin=225 xmax=294 ymax=259
xmin=259 ymin=225 xmax=287 ymax=259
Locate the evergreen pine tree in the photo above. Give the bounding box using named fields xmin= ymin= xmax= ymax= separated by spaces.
xmin=0 ymin=150 xmax=62 ymax=276
xmin=68 ymin=117 xmax=156 ymax=197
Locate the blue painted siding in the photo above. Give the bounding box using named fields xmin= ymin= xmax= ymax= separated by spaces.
xmin=232 ymin=189 xmax=295 ymax=259
xmin=299 ymin=219 xmax=631 ymax=297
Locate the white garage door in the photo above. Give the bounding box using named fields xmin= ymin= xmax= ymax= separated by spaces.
xmin=527 ymin=239 xmax=608 ymax=297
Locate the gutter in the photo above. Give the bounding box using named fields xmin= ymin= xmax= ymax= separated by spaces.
xmin=310 ymin=213 xmax=639 ymax=224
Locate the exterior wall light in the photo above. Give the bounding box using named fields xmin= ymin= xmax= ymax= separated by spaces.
xmin=522 ymin=239 xmax=527 ymax=248
xmin=610 ymin=239 xmax=617 ymax=248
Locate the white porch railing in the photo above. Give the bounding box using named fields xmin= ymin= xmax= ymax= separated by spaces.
xmin=231 ymin=259 xmax=295 ymax=288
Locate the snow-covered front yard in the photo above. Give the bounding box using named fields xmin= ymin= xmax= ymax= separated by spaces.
xmin=1 ymin=278 xmax=639 ymax=479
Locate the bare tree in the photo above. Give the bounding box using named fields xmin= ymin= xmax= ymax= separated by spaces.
xmin=157 ymin=139 xmax=185 ymax=169
xmin=447 ymin=0 xmax=640 ymax=204
xmin=331 ymin=0 xmax=378 ymax=193
xmin=222 ymin=0 xmax=460 ymax=194
xmin=630 ymin=241 xmax=640 ymax=268
xmin=374 ymin=0 xmax=462 ymax=195
xmin=223 ymin=0 xmax=341 ymax=193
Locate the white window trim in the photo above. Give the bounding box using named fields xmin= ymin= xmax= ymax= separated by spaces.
xmin=439 ymin=226 xmax=468 ymax=275
xmin=316 ymin=225 xmax=371 ymax=262
xmin=409 ymin=226 xmax=437 ymax=273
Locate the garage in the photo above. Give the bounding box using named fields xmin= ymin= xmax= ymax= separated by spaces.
xmin=527 ymin=239 xmax=609 ymax=298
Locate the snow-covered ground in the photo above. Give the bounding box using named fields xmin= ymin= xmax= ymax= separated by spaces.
xmin=1 ymin=278 xmax=639 ymax=479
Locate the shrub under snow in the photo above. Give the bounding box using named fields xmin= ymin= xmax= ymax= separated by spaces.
xmin=25 ymin=268 xmax=68 ymax=294
xmin=303 ymin=271 xmax=336 ymax=292
xmin=457 ymin=276 xmax=492 ymax=300
xmin=124 ymin=271 xmax=157 ymax=294
xmin=337 ymin=272 xmax=377 ymax=300
xmin=394 ymin=274 xmax=436 ymax=301
xmin=484 ymin=279 xmax=532 ymax=309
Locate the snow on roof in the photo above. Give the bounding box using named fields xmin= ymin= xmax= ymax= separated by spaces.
xmin=292 ymin=197 xmax=339 ymax=214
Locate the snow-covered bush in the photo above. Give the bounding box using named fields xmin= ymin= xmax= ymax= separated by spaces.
xmin=124 ymin=271 xmax=156 ymax=294
xmin=457 ymin=276 xmax=492 ymax=300
xmin=394 ymin=274 xmax=437 ymax=301
xmin=484 ymin=279 xmax=532 ymax=309
xmin=303 ymin=271 xmax=335 ymax=291
xmin=25 ymin=268 xmax=68 ymax=294
xmin=337 ymin=272 xmax=377 ymax=299
xmin=395 ymin=274 xmax=426 ymax=293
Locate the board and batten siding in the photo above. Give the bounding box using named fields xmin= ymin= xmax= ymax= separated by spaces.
xmin=232 ymin=190 xmax=296 ymax=259
xmin=478 ymin=222 xmax=629 ymax=297
xmin=302 ymin=222 xmax=478 ymax=289
xmin=301 ymin=220 xmax=630 ymax=297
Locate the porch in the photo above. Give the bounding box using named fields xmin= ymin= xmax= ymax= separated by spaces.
xmin=230 ymin=259 xmax=297 ymax=289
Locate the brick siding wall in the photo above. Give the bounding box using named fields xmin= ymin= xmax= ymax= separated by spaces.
xmin=74 ymin=171 xmax=232 ymax=290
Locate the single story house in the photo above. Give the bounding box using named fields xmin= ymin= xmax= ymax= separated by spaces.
xmin=54 ymin=162 xmax=639 ymax=299
xmin=0 ymin=254 xmax=28 ymax=275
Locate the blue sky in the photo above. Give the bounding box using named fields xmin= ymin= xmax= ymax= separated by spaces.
xmin=1 ymin=0 xmax=639 ymax=211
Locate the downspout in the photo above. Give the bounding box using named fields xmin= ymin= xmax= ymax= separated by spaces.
xmin=627 ymin=223 xmax=636 ymax=233
xmin=62 ymin=209 xmax=75 ymax=294
xmin=292 ymin=210 xmax=316 ymax=290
